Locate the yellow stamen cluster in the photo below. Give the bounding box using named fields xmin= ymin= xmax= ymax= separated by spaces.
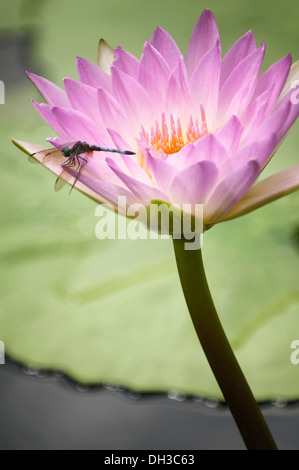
xmin=138 ymin=112 xmax=208 ymax=156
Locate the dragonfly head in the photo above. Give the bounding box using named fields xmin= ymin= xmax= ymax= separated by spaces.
xmin=62 ymin=146 xmax=71 ymax=157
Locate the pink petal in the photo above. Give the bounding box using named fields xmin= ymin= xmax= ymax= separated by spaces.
xmin=214 ymin=115 xmax=244 ymax=155
xmin=105 ymin=148 xmax=153 ymax=185
xmin=113 ymin=151 xmax=153 ymax=185
xmin=189 ymin=40 xmax=221 ymax=128
xmin=76 ymin=57 xmax=112 ymax=92
xmin=111 ymin=66 xmax=155 ymax=130
xmin=185 ymin=9 xmax=220 ymax=77
xmin=26 ymin=72 xmax=70 ymax=108
xmin=243 ymin=86 xmax=276 ymax=134
xmin=113 ymin=46 xmax=139 ymax=78
xmin=97 ymin=88 xmax=133 ymax=139
xmin=175 ymin=134 xmax=228 ymax=169
xmin=13 ymin=139 xmax=47 ymax=155
xmin=63 ymin=78 xmax=104 ymax=127
xmin=80 ymin=154 xmax=129 ymax=187
xmin=46 ymin=137 xmax=70 ymax=149
xmin=106 ymin=129 xmax=151 ymax=184
xmin=106 ymin=129 xmax=133 ymax=152
xmin=150 ymin=26 xmax=182 ymax=70
xmin=32 ymin=102 xmax=114 ymax=146
xmin=52 ymin=106 xmax=115 ymax=147
xmin=165 ymin=58 xmax=193 ymax=119
xmin=70 ymin=167 xmax=136 ymax=208
xmin=146 ymin=152 xmax=178 ymax=193
xmin=138 ymin=41 xmax=171 ymax=106
xmin=218 ymin=43 xmax=265 ymax=123
xmin=231 ymin=134 xmax=277 ymax=170
xmin=277 ymin=60 xmax=299 ymax=103
xmin=97 ymin=39 xmax=115 ymax=73
xmin=107 ymin=158 xmax=169 ymax=204
xmin=205 ymin=159 xmax=260 ymax=224
xmin=31 ymin=101 xmax=75 ymax=141
xmin=218 ymin=164 xmax=299 ymax=222
xmin=274 ymin=90 xmax=299 ymax=142
xmin=242 ymin=99 xmax=292 ymax=148
xmin=167 ymin=143 xmax=195 ymax=171
xmin=220 ymin=31 xmax=256 ymax=88
xmin=246 ymin=54 xmax=292 ymax=122
xmin=170 ymin=160 xmax=219 ymax=205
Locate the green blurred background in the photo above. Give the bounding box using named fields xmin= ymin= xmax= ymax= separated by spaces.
xmin=1 ymin=0 xmax=299 ymax=406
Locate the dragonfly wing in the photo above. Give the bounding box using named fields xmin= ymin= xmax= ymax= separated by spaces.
xmin=29 ymin=148 xmax=60 ymax=164
xmin=28 ymin=148 xmax=63 ymax=165
xmin=42 ymin=149 xmax=63 ymax=164
xmin=54 ymin=169 xmax=68 ymax=192
xmin=30 ymin=144 xmax=89 ymax=193
xmin=55 ymin=167 xmax=85 ymax=193
xmin=29 ymin=148 xmax=69 ymax=191
xmin=28 ymin=154 xmax=40 ymax=164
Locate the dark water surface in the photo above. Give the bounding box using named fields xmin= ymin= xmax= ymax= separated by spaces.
xmin=0 ymin=363 xmax=298 ymax=450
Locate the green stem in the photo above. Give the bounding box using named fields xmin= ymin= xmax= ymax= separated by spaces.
xmin=172 ymin=238 xmax=278 ymax=451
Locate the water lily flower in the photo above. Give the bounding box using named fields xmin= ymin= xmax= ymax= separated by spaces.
xmin=14 ymin=9 xmax=299 ymax=229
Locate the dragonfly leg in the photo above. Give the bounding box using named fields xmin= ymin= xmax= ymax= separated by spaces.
xmin=68 ymin=156 xmax=87 ymax=194
xmin=55 ymin=157 xmax=77 ymax=185
xmin=62 ymin=156 xmax=75 ymax=168
xmin=77 ymin=156 xmax=88 ymax=168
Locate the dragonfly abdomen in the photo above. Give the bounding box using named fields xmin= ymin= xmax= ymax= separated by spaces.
xmin=90 ymin=145 xmax=135 ymax=155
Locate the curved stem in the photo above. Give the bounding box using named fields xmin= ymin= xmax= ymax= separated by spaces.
xmin=172 ymin=238 xmax=278 ymax=450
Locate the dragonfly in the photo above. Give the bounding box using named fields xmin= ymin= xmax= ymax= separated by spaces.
xmin=29 ymin=141 xmax=135 ymax=192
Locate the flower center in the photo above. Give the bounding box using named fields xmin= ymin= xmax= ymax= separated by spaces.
xmin=138 ymin=110 xmax=208 ymax=156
